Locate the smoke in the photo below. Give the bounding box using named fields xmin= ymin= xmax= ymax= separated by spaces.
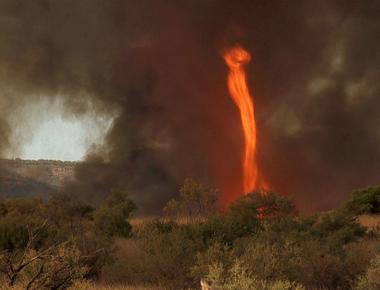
xmin=0 ymin=0 xmax=379 ymax=213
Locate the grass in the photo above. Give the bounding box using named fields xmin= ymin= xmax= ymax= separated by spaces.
xmin=359 ymin=214 xmax=380 ymax=230
xmin=70 ymin=280 xmax=198 ymax=290
xmin=129 ymin=217 xmax=157 ymax=227
xmin=69 ymin=281 xmax=166 ymax=290
xmin=99 ymin=238 xmax=143 ymax=285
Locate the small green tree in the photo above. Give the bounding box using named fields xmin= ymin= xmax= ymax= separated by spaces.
xmin=226 ymin=191 xmax=296 ymax=237
xmin=230 ymin=190 xmax=297 ymax=220
xmin=345 ymin=186 xmax=380 ymax=214
xmin=0 ymin=194 xmax=116 ymax=285
xmin=311 ymin=209 xmax=366 ymax=244
xmin=163 ymin=178 xmax=218 ymax=219
xmin=94 ymin=191 xmax=135 ymax=237
xmin=0 ymin=216 xmax=29 ymax=251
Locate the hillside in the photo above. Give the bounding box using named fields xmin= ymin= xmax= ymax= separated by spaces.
xmin=0 ymin=159 xmax=77 ymax=197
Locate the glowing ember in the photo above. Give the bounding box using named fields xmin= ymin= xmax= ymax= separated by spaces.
xmin=224 ymin=45 xmax=265 ymax=194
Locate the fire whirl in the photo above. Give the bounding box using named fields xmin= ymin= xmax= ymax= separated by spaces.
xmin=224 ymin=45 xmax=265 ymax=194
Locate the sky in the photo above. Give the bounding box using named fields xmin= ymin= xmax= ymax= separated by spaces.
xmin=20 ymin=117 xmax=102 ymax=161
xmin=5 ymin=99 xmax=113 ymax=161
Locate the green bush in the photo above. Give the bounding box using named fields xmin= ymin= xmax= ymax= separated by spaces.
xmin=202 ymin=259 xmax=305 ymax=290
xmin=190 ymin=215 xmax=241 ymax=245
xmin=163 ymin=178 xmax=218 ymax=219
xmin=309 ymin=209 xmax=366 ymax=244
xmin=239 ymin=191 xmax=297 ymax=219
xmin=346 ymin=186 xmax=380 ymax=214
xmin=0 ymin=194 xmax=121 ymax=287
xmin=191 ymin=241 xmax=235 ymax=281
xmin=94 ymin=192 xmax=135 ymax=238
xmin=199 ymin=211 xmax=373 ymax=290
xmin=117 ymin=189 xmax=377 ymax=289
xmin=94 ymin=207 xmax=133 ymax=237
xmin=137 ymin=223 xmax=203 ymax=288
xmin=0 ymin=216 xmax=28 ymax=251
xmin=226 ymin=191 xmax=297 ymax=238
xmin=2 ymin=184 xmax=379 ymax=289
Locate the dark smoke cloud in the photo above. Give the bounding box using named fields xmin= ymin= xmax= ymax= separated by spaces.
xmin=0 ymin=0 xmax=379 ymax=213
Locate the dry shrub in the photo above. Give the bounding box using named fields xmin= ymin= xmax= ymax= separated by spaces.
xmin=355 ymin=254 xmax=380 ymax=290
xmin=100 ymin=238 xmax=145 ymax=284
xmin=203 ymin=259 xmax=305 ymax=290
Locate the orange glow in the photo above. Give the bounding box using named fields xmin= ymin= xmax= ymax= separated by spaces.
xmin=224 ymin=45 xmax=265 ymax=194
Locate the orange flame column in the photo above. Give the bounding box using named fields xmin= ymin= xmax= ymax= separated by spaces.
xmin=224 ymin=45 xmax=262 ymax=194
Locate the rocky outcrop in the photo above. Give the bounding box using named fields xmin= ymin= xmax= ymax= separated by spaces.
xmin=0 ymin=159 xmax=78 ymax=197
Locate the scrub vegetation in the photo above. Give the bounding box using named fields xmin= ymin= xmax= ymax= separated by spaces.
xmin=1 ymin=180 xmax=380 ymax=289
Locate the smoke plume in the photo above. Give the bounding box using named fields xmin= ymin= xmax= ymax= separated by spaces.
xmin=0 ymin=0 xmax=379 ymax=213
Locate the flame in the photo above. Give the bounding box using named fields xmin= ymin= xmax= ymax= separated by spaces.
xmin=224 ymin=45 xmax=265 ymax=194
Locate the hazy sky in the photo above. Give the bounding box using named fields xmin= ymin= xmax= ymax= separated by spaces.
xmin=6 ymin=99 xmax=113 ymax=161
xmin=21 ymin=117 xmax=98 ymax=161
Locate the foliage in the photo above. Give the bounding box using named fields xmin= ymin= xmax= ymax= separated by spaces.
xmin=193 ymin=229 xmax=375 ymax=289
xmin=21 ymin=242 xmax=87 ymax=289
xmin=231 ymin=190 xmax=297 ymax=219
xmin=101 ymin=189 xmax=380 ymax=289
xmin=163 ymin=178 xmax=218 ymax=219
xmin=226 ymin=190 xmax=297 ymax=237
xmin=346 ymin=186 xmax=380 ymax=214
xmin=356 ymin=254 xmax=380 ymax=290
xmin=309 ymin=209 xmax=366 ymax=244
xmin=136 ymin=221 xmax=204 ymax=288
xmin=0 ymin=192 xmax=135 ymax=288
xmin=202 ymin=259 xmax=305 ymax=290
xmin=0 ymin=225 xmax=89 ymax=289
xmin=1 ymin=180 xmax=380 ymax=289
xmin=191 ymin=241 xmax=235 ymax=280
xmin=0 ymin=216 xmax=28 ymax=251
xmin=94 ymin=192 xmax=135 ymax=238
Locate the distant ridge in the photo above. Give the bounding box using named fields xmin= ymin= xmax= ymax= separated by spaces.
xmin=0 ymin=159 xmax=78 ymax=197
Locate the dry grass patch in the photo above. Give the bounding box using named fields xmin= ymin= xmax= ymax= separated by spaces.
xmin=359 ymin=215 xmax=380 ymax=230
xmin=129 ymin=217 xmax=157 ymax=227
xmin=69 ymin=281 xmax=166 ymax=290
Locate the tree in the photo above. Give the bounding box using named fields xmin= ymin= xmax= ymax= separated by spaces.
xmin=230 ymin=190 xmax=297 ymax=220
xmin=310 ymin=209 xmax=366 ymax=244
xmin=94 ymin=191 xmax=135 ymax=237
xmin=163 ymin=178 xmax=218 ymax=219
xmin=0 ymin=220 xmax=87 ymax=289
xmin=0 ymin=194 xmax=116 ymax=286
xmin=345 ymin=186 xmax=380 ymax=214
